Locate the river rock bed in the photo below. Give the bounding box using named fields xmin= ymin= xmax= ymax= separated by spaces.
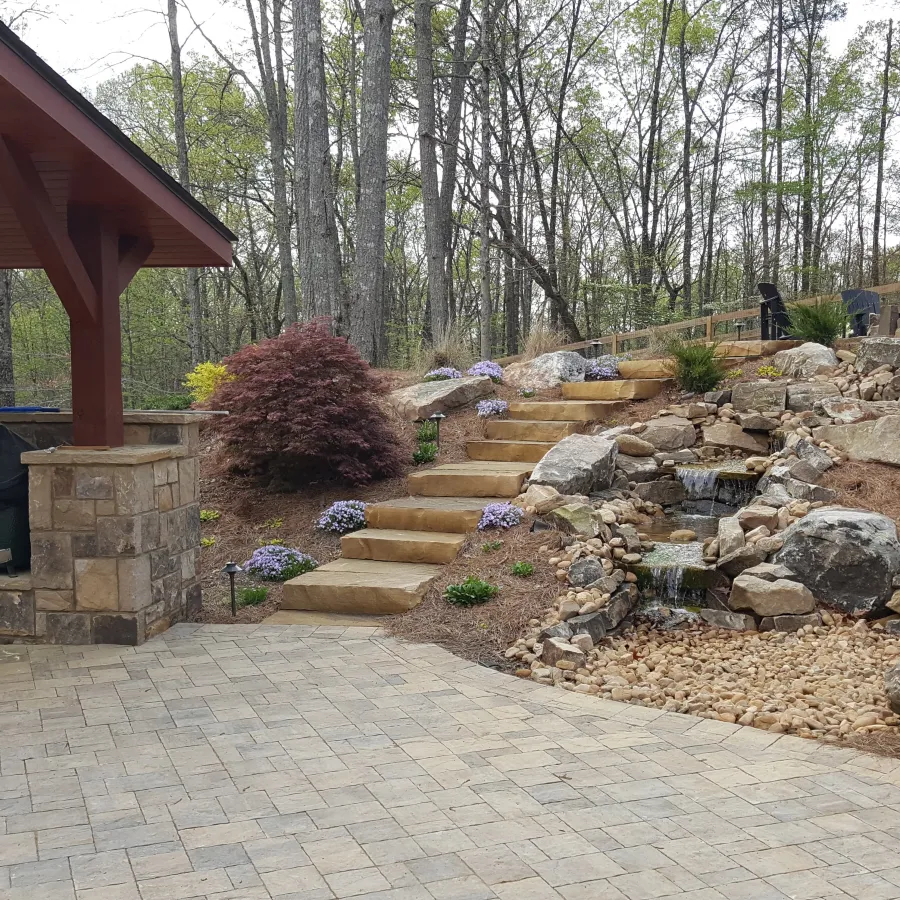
xmin=510 ymin=612 xmax=900 ymax=740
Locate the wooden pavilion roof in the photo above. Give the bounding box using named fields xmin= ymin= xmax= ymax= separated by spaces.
xmin=0 ymin=21 xmax=235 ymax=270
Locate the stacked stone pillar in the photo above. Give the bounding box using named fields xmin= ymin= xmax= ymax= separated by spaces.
xmin=9 ymin=445 xmax=200 ymax=644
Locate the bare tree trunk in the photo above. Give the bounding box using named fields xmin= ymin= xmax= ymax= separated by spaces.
xmin=678 ymin=0 xmax=692 ymax=316
xmin=293 ymin=0 xmax=313 ymax=316
xmin=350 ymin=0 xmax=394 ymax=363
xmin=415 ymin=0 xmax=449 ymax=342
xmin=167 ymin=0 xmax=203 ymax=363
xmin=760 ymin=1 xmax=773 ymax=280
xmin=773 ymin=0 xmax=784 ymax=285
xmin=479 ymin=0 xmax=492 ymax=360
xmin=0 ymin=270 xmax=13 ymax=407
xmin=246 ymin=0 xmax=298 ymax=324
xmin=872 ymin=18 xmax=893 ymax=286
xmin=499 ymin=29 xmax=517 ymax=354
xmin=306 ymin=0 xmax=345 ymax=323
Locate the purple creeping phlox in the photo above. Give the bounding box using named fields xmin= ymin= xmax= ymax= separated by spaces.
xmin=467 ymin=361 xmax=504 ymax=382
xmin=478 ymin=502 xmax=523 ymax=530
xmin=476 ymin=399 xmax=509 ymax=418
xmin=423 ymin=367 xmax=463 ymax=382
xmin=316 ymin=500 xmax=367 ymax=534
xmin=245 ymin=545 xmax=318 ymax=580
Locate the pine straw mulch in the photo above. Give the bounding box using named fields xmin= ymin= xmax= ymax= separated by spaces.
xmin=843 ymin=730 xmax=900 ymax=760
xmin=821 ymin=460 xmax=900 ymax=525
xmin=384 ymin=523 xmax=562 ymax=667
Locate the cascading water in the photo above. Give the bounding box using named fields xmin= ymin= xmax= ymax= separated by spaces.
xmin=676 ymin=462 xmax=759 ymax=515
xmin=636 ymin=541 xmax=710 ymax=604
xmin=676 ymin=467 xmax=720 ymax=502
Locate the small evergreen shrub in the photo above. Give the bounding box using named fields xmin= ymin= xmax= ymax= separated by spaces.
xmin=468 ymin=361 xmax=504 ymax=383
xmin=210 ymin=321 xmax=405 ymax=485
xmin=140 ymin=394 xmax=193 ymax=410
xmin=245 ymin=545 xmax=318 ymax=580
xmin=756 ymin=365 xmax=782 ymax=378
xmin=444 ymin=576 xmax=499 ymax=607
xmin=423 ymin=367 xmax=462 ymax=382
xmin=476 ymin=399 xmax=509 ymax=418
xmin=317 ymin=500 xmax=367 ymax=534
xmin=200 ymin=509 xmax=221 ymax=522
xmin=238 ymin=586 xmax=269 ymax=607
xmin=412 ymin=442 xmax=438 ymax=465
xmin=511 ymin=561 xmax=535 ymax=577
xmin=785 ymin=300 xmax=850 ymax=347
xmin=478 ymin=502 xmax=523 ymax=530
xmin=664 ymin=337 xmax=728 ymax=393
xmin=416 ymin=420 xmax=438 ymax=443
xmin=184 ymin=361 xmax=233 ymax=404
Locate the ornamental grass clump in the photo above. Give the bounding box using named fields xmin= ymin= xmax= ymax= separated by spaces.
xmin=209 ymin=320 xmax=405 ymax=486
xmin=478 ymin=502 xmax=523 ymax=530
xmin=664 ymin=336 xmax=728 ymax=394
xmin=245 ymin=545 xmax=318 ymax=581
xmin=477 ymin=399 xmax=509 ymax=418
xmin=317 ymin=500 xmax=367 ymax=534
xmin=785 ymin=300 xmax=850 ymax=347
xmin=467 ymin=361 xmax=504 ymax=383
xmin=423 ymin=367 xmax=462 ymax=382
xmin=444 ymin=576 xmax=499 ymax=607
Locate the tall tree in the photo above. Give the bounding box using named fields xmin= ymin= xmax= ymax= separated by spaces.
xmin=872 ymin=17 xmax=893 ymax=286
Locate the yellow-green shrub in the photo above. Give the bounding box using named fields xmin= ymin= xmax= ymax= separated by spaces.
xmin=184 ymin=362 xmax=233 ymax=404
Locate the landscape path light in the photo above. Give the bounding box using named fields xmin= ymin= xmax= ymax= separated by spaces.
xmin=222 ymin=562 xmax=242 ymax=617
xmin=429 ymin=411 xmax=446 ymax=448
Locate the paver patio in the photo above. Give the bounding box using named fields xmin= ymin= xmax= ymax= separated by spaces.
xmin=0 ymin=623 xmax=899 ymax=899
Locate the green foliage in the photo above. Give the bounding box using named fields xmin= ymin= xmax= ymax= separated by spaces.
xmin=412 ymin=442 xmax=438 ymax=465
xmin=511 ymin=561 xmax=535 ymax=577
xmin=258 ymin=538 xmax=285 ymax=546
xmin=756 ymin=365 xmax=783 ymax=378
xmin=664 ymin=337 xmax=728 ymax=393
xmin=200 ymin=537 xmax=216 ymax=548
xmin=200 ymin=509 xmax=221 ymax=522
xmin=140 ymin=394 xmax=193 ymax=410
xmin=184 ymin=361 xmax=233 ymax=404
xmin=263 ymin=517 xmax=284 ymax=529
xmin=482 ymin=540 xmax=503 ymax=552
xmin=238 ymin=586 xmax=269 ymax=607
xmin=724 ymin=368 xmax=743 ymax=379
xmin=444 ymin=576 xmax=500 ymax=607
xmin=416 ymin=420 xmax=438 ymax=443
xmin=785 ymin=301 xmax=850 ymax=347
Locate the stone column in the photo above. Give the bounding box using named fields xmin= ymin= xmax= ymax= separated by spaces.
xmin=22 ymin=445 xmax=200 ymax=645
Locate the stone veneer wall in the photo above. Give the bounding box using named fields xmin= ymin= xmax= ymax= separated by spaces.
xmin=0 ymin=443 xmax=202 ymax=645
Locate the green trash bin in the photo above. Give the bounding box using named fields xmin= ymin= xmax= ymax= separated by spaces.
xmin=0 ymin=505 xmax=29 ymax=570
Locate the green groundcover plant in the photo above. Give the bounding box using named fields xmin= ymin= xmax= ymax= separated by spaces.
xmin=444 ymin=576 xmax=499 ymax=607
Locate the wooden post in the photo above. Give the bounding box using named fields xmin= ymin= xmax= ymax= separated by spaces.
xmin=706 ymin=316 xmax=714 ymax=340
xmin=611 ymin=332 xmax=618 ymax=355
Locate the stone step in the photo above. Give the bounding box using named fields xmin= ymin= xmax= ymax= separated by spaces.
xmin=508 ymin=400 xmax=625 ymax=422
xmin=341 ymin=528 xmax=467 ymax=564
xmin=366 ymin=496 xmax=499 ymax=533
xmin=561 ymin=379 xmax=672 ymax=401
xmin=618 ymin=360 xmax=672 ymax=380
xmin=485 ymin=419 xmax=582 ymax=442
xmin=466 ymin=439 xmax=555 ymax=463
xmin=408 ymin=462 xmax=533 ymax=497
xmin=282 ymin=558 xmax=442 ymax=615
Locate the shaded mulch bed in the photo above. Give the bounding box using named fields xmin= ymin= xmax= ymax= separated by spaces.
xmin=384 ymin=524 xmax=561 ymax=667
xmin=821 ymin=459 xmax=900 ymax=524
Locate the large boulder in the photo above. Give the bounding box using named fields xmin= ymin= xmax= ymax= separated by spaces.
xmin=885 ymin=663 xmax=900 ymax=715
xmin=389 ymin=375 xmax=493 ymax=420
xmin=817 ymin=397 xmax=900 ymax=424
xmin=786 ymin=382 xmax=841 ymax=412
xmin=530 ymin=434 xmax=617 ymax=494
xmin=794 ymin=439 xmax=833 ymax=474
xmin=640 ymin=416 xmax=697 ymax=451
xmin=813 ymin=417 xmax=900 ymax=467
xmin=773 ymin=342 xmax=839 ymax=378
xmin=701 ymin=423 xmax=769 ymax=454
xmin=774 ymin=508 xmax=900 ymax=615
xmin=729 ymin=575 xmax=816 ymax=617
xmin=856 ymin=337 xmax=900 ymax=375
xmin=633 ymin=479 xmax=686 ymax=506
xmin=503 ymin=351 xmax=587 ymax=389
xmin=718 ymin=517 xmax=745 ymax=556
xmin=567 ymin=557 xmax=606 ymax=587
xmin=520 ymin=483 xmax=565 ymax=514
xmin=614 ymin=433 xmax=656 ymax=457
xmin=731 ymin=382 xmax=787 ymax=413
xmin=616 ymin=455 xmax=659 ymax=483
xmin=544 ymin=503 xmax=601 ymax=537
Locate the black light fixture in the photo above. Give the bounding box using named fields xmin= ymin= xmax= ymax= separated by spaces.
xmin=735 ymin=322 xmax=745 ymax=341
xmin=222 ymin=562 xmax=242 ymax=616
xmin=429 ymin=411 xmax=446 ymax=448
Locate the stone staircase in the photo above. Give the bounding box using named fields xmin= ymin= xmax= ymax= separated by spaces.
xmin=280 ymin=375 xmax=667 ymax=616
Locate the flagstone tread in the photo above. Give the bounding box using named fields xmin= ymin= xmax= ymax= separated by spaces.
xmin=466 ymin=439 xmax=555 ymax=463
xmin=562 ymin=378 xmax=673 ymax=401
xmin=408 ymin=462 xmax=533 ymax=497
xmin=282 ymin=558 xmax=443 ymax=614
xmin=508 ymin=400 xmax=626 ymax=422
xmin=366 ymin=496 xmax=502 ymax=533
xmin=341 ymin=528 xmax=467 ymax=564
xmin=485 ymin=419 xmax=582 ymax=441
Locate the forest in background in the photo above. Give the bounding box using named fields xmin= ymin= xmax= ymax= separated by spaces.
xmin=0 ymin=0 xmax=898 ymax=408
